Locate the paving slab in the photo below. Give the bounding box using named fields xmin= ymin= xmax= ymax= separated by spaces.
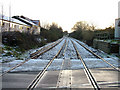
xmin=71 ymin=70 xmax=92 ymax=88
xmin=57 ymin=70 xmax=72 ymax=88
xmin=90 ymin=68 xmax=120 ymax=88
xmin=36 ymin=70 xmax=92 ymax=89
xmin=2 ymin=68 xmax=120 ymax=89
xmin=2 ymin=72 xmax=39 ymax=89
xmin=36 ymin=71 xmax=60 ymax=88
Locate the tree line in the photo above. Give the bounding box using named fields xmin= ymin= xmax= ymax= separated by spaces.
xmin=40 ymin=22 xmax=64 ymax=42
xmin=69 ymin=21 xmax=115 ymax=45
xmin=2 ymin=22 xmax=65 ymax=53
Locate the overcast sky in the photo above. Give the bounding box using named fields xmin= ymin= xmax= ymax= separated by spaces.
xmin=0 ymin=0 xmax=119 ymax=32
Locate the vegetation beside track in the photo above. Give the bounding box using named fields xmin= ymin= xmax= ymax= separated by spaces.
xmin=69 ymin=21 xmax=115 ymax=46
xmin=2 ymin=23 xmax=65 ymax=57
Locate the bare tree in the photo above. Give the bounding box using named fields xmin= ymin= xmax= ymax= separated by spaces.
xmin=42 ymin=23 xmax=50 ymax=30
xmin=71 ymin=21 xmax=95 ymax=42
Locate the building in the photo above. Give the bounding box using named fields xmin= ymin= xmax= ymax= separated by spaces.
xmin=0 ymin=15 xmax=40 ymax=35
xmin=115 ymin=18 xmax=120 ymax=55
xmin=12 ymin=15 xmax=41 ymax=34
xmin=94 ymin=29 xmax=114 ymax=40
xmin=0 ymin=15 xmax=29 ymax=33
xmin=31 ymin=20 xmax=40 ymax=26
xmin=115 ymin=18 xmax=120 ymax=39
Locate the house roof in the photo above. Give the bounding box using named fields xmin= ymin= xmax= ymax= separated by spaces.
xmin=32 ymin=20 xmax=40 ymax=26
xmin=0 ymin=15 xmax=29 ymax=26
xmin=0 ymin=15 xmax=40 ymax=27
xmin=12 ymin=16 xmax=39 ymax=27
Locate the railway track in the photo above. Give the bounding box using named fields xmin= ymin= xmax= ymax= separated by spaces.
xmin=71 ymin=40 xmax=100 ymax=90
xmin=56 ymin=39 xmax=71 ymax=88
xmin=28 ymin=38 xmax=118 ymax=89
xmin=27 ymin=39 xmax=67 ymax=90
xmin=33 ymin=38 xmax=101 ymax=89
xmin=62 ymin=38 xmax=68 ymax=56
xmin=57 ymin=38 xmax=69 ymax=58
xmin=73 ymin=39 xmax=120 ymax=72
xmin=30 ymin=38 xmax=62 ymax=58
xmin=1 ymin=38 xmax=64 ymax=77
xmin=2 ymin=37 xmax=119 ymax=89
xmin=97 ymin=49 xmax=119 ymax=61
xmin=30 ymin=38 xmax=63 ymax=58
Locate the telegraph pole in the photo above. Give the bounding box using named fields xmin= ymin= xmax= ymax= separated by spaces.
xmin=0 ymin=5 xmax=3 ymax=45
xmin=9 ymin=4 xmax=11 ymax=32
xmin=1 ymin=5 xmax=3 ymax=32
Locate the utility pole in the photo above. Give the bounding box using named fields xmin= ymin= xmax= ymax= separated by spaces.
xmin=9 ymin=4 xmax=11 ymax=32
xmin=0 ymin=5 xmax=3 ymax=45
xmin=1 ymin=5 xmax=3 ymax=32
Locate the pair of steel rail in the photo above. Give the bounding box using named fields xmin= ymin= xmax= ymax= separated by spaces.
xmin=27 ymin=38 xmax=100 ymax=90
xmin=2 ymin=37 xmax=119 ymax=90
xmin=71 ymin=38 xmax=119 ymax=89
xmin=74 ymin=39 xmax=120 ymax=72
xmin=1 ymin=38 xmax=64 ymax=77
xmin=27 ymin=39 xmax=67 ymax=89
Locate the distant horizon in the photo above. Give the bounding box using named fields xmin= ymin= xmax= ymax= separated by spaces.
xmin=0 ymin=0 xmax=119 ymax=32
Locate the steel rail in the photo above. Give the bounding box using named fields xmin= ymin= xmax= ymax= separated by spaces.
xmin=74 ymin=39 xmax=120 ymax=72
xmin=27 ymin=39 xmax=66 ymax=90
xmin=62 ymin=38 xmax=68 ymax=56
xmin=30 ymin=39 xmax=62 ymax=57
xmin=30 ymin=38 xmax=63 ymax=59
xmin=71 ymin=40 xmax=100 ymax=90
xmin=1 ymin=38 xmax=64 ymax=77
xmin=97 ymin=49 xmax=119 ymax=61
